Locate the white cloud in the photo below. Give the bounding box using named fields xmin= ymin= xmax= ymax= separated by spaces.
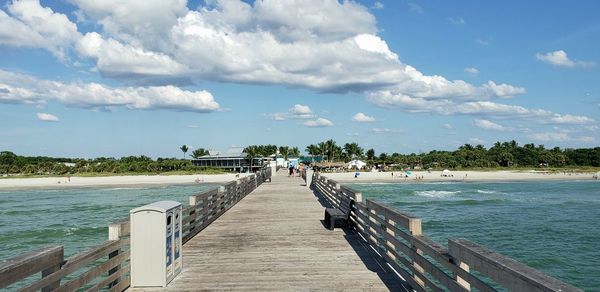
xmin=37 ymin=112 xmax=59 ymax=122
xmin=289 ymin=104 xmax=315 ymax=119
xmin=442 ymin=123 xmax=452 ymax=129
xmin=270 ymin=104 xmax=315 ymax=120
xmin=352 ymin=112 xmax=376 ymax=122
xmin=469 ymin=138 xmax=485 ymax=145
xmin=536 ymin=50 xmax=595 ymax=68
xmin=448 ymin=17 xmax=465 ymax=25
xmin=548 ymin=114 xmax=595 ymax=125
xmin=529 ymin=132 xmax=571 ymax=142
xmin=371 ymin=127 xmax=402 ymax=134
xmin=474 ymin=119 xmax=507 ymax=131
xmin=372 ymin=2 xmax=384 ymax=10
xmin=0 ymin=0 xmax=81 ymax=59
xmin=3 ymin=0 xmax=529 ymax=105
xmin=481 ymin=81 xmax=526 ymax=98
xmin=303 ymin=118 xmax=333 ymax=127
xmin=367 ymin=91 xmax=594 ymax=126
xmin=77 ymin=32 xmax=187 ymax=78
xmin=464 ymin=67 xmax=479 ymax=75
xmin=0 ymin=69 xmax=220 ymax=112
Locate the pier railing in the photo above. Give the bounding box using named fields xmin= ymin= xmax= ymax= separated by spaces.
xmin=0 ymin=168 xmax=271 ymax=291
xmin=313 ymin=173 xmax=582 ymax=292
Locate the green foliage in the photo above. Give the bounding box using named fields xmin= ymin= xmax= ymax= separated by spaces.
xmin=191 ymin=148 xmax=209 ymax=159
xmin=301 ymin=140 xmax=600 ymax=169
xmin=180 ymin=145 xmax=189 ymax=159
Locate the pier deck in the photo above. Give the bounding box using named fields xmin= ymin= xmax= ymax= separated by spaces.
xmin=130 ymin=170 xmax=405 ymax=291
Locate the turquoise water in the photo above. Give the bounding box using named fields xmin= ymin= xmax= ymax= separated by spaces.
xmin=0 ymin=184 xmax=218 ymax=260
xmin=350 ymin=180 xmax=599 ymax=291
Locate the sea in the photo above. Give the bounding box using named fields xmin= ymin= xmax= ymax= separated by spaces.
xmin=0 ymin=181 xmax=598 ymax=290
xmin=0 ymin=183 xmax=218 ymax=261
xmin=349 ymin=180 xmax=599 ymax=291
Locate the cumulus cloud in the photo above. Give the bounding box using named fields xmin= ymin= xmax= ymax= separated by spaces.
xmin=1 ymin=0 xmax=592 ymax=131
xmin=352 ymin=112 xmax=376 ymax=122
xmin=0 ymin=0 xmax=81 ymax=59
xmin=367 ymin=90 xmax=594 ymax=126
xmin=474 ymin=119 xmax=507 ymax=131
xmin=464 ymin=67 xmax=479 ymax=75
xmin=37 ymin=112 xmax=59 ymax=122
xmin=289 ymin=104 xmax=315 ymax=119
xmin=442 ymin=123 xmax=452 ymax=129
xmin=303 ymin=118 xmax=333 ymax=127
xmin=76 ymin=32 xmax=187 ymax=78
xmin=270 ymin=104 xmax=315 ymax=120
xmin=536 ymin=50 xmax=595 ymax=68
xmin=3 ymin=0 xmax=530 ymax=104
xmin=0 ymin=69 xmax=220 ymax=112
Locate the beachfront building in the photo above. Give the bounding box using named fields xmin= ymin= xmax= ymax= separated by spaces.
xmin=191 ymin=147 xmax=267 ymax=172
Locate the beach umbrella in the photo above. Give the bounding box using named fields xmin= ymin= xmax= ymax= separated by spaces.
xmin=442 ymin=169 xmax=452 ymax=177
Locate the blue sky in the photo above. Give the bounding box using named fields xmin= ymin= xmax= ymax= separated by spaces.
xmin=0 ymin=0 xmax=599 ymax=158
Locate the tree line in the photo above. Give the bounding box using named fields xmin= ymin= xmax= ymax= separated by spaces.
xmin=0 ymin=152 xmax=217 ymax=175
xmin=304 ymin=140 xmax=600 ymax=169
xmin=1 ymin=140 xmax=598 ymax=176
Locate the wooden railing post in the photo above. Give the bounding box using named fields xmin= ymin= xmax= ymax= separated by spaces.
xmin=107 ymin=219 xmax=129 ymax=289
xmin=408 ymin=218 xmax=425 ymax=289
xmin=40 ymin=249 xmax=63 ymax=292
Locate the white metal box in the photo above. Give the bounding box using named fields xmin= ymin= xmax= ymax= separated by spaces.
xmin=130 ymin=200 xmax=183 ymax=287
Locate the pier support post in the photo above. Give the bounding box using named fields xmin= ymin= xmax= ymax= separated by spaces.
xmin=408 ymin=218 xmax=425 ymax=289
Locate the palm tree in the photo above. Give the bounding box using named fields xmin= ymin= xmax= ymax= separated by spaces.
xmin=180 ymin=145 xmax=189 ymax=159
xmin=244 ymin=145 xmax=260 ymax=172
xmin=343 ymin=142 xmax=363 ymax=161
xmin=324 ymin=139 xmax=338 ymax=162
xmin=191 ymin=148 xmax=209 ymax=159
xmin=278 ymin=146 xmax=290 ymax=160
xmin=366 ymin=149 xmax=375 ymax=165
xmin=317 ymin=142 xmax=327 ymax=160
xmin=290 ymin=147 xmax=300 ymax=157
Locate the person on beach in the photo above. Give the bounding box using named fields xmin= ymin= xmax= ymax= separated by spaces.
xmin=288 ymin=164 xmax=294 ymax=177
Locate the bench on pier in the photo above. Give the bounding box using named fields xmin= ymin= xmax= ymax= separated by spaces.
xmin=324 ymin=195 xmax=353 ymax=230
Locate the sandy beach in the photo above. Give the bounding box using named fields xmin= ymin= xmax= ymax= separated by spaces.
xmin=321 ymin=170 xmax=598 ymax=183
xmin=0 ymin=173 xmax=248 ymax=190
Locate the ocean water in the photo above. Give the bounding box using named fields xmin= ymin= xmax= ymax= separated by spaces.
xmin=0 ymin=184 xmax=219 ymax=260
xmin=349 ymin=180 xmax=600 ymax=291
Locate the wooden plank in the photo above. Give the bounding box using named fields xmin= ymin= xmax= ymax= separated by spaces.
xmin=136 ymin=170 xmax=407 ymax=291
xmin=0 ymin=246 xmax=63 ymax=289
xmin=412 ymin=236 xmax=496 ymax=292
xmin=448 ymin=238 xmax=582 ymax=292
xmin=366 ymin=200 xmax=421 ymax=234
xmin=87 ymin=266 xmax=130 ymax=292
xmin=21 ymin=240 xmax=124 ymax=291
xmin=55 ymin=251 xmax=129 ymax=292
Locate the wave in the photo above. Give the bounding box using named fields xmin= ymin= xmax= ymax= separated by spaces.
xmin=476 ymin=189 xmax=497 ymax=194
xmin=414 ymin=190 xmax=461 ymax=198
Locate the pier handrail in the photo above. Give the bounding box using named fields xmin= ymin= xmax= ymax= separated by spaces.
xmin=312 ymin=173 xmax=582 ymax=292
xmin=0 ymin=167 xmax=271 ymax=291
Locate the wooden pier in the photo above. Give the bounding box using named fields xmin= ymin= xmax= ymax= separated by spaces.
xmin=0 ymin=167 xmax=584 ymax=291
xmin=131 ymin=170 xmax=405 ymax=291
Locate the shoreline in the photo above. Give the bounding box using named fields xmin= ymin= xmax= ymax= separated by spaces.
xmin=320 ymin=170 xmax=598 ymax=183
xmin=0 ymin=173 xmax=248 ymax=191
